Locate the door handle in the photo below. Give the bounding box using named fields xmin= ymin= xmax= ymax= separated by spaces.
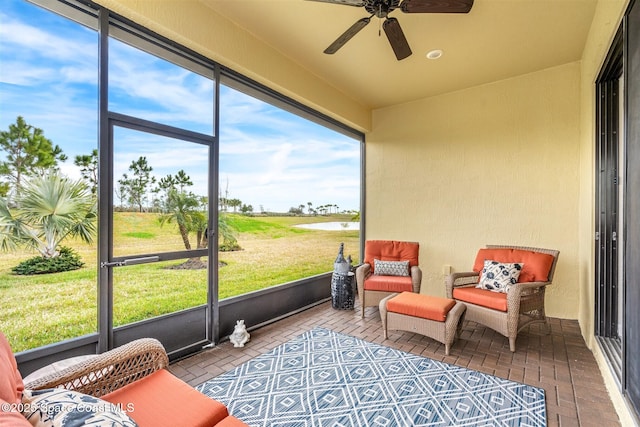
xmin=101 ymin=256 xmax=160 ymax=268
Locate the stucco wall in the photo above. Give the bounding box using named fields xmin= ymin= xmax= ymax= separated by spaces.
xmin=368 ymin=62 xmax=581 ymax=319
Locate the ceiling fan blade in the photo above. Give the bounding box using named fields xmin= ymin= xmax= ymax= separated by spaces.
xmin=400 ymin=0 xmax=474 ymax=14
xmin=305 ymin=0 xmax=365 ymax=7
xmin=383 ymin=18 xmax=412 ymax=60
xmin=324 ymin=17 xmax=371 ymax=54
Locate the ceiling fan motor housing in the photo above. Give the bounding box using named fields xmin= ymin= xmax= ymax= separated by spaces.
xmin=365 ymin=0 xmax=401 ymax=18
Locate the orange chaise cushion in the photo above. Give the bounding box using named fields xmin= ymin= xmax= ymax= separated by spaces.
xmin=473 ymin=248 xmax=554 ymax=283
xmin=386 ymin=292 xmax=456 ymax=322
xmin=364 ymin=275 xmax=413 ymax=292
xmin=103 ymin=369 xmax=230 ymax=427
xmin=364 ymin=240 xmax=419 ymax=274
xmin=453 ymin=287 xmax=508 ymax=312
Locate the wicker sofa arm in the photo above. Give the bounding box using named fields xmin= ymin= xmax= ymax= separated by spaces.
xmin=410 ymin=266 xmax=423 ymax=293
xmin=445 ymin=271 xmax=480 ymax=298
xmin=506 ymin=281 xmax=549 ymax=302
xmin=23 ymin=338 xmax=169 ymax=398
xmin=355 ymin=263 xmax=371 ymax=295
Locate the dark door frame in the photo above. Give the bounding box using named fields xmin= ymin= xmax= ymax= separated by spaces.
xmin=624 ymin=0 xmax=640 ymax=417
xmin=594 ymin=25 xmax=623 ymax=380
xmin=596 ymin=0 xmax=640 ymax=419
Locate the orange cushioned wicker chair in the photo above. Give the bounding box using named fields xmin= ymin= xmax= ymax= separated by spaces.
xmin=0 ymin=331 xmax=248 ymax=427
xmin=445 ymin=244 xmax=559 ymax=352
xmin=356 ymin=240 xmax=422 ymax=317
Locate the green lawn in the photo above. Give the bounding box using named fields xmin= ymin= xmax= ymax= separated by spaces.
xmin=0 ymin=213 xmax=359 ymax=352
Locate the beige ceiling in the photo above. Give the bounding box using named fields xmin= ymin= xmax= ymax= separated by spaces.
xmin=199 ymin=0 xmax=597 ymax=110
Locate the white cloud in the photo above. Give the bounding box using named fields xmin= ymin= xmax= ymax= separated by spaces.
xmin=1 ymin=1 xmax=361 ymax=213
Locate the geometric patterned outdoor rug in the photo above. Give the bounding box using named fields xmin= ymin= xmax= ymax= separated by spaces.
xmin=196 ymin=327 xmax=546 ymax=427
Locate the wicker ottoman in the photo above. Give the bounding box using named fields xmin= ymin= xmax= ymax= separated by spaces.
xmin=380 ymin=292 xmax=466 ymax=355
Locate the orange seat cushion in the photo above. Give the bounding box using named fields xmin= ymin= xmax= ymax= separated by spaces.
xmin=103 ymin=369 xmax=229 ymax=427
xmin=473 ymin=248 xmax=554 ymax=283
xmin=364 ymin=240 xmax=419 ymax=274
xmin=386 ymin=292 xmax=456 ymax=322
xmin=364 ymin=275 xmax=413 ymax=292
xmin=217 ymin=415 xmax=250 ymax=426
xmin=453 ymin=287 xmax=508 ymax=312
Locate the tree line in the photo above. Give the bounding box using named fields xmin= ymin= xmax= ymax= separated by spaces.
xmin=287 ymin=203 xmax=345 ymax=216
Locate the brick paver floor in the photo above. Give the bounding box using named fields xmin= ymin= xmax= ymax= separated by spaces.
xmin=169 ymin=301 xmax=621 ymax=426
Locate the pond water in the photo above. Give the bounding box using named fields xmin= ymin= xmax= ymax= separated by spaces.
xmin=294 ymin=221 xmax=360 ymax=231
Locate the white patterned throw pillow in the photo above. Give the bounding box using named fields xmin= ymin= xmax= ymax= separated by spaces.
xmin=476 ymin=260 xmax=523 ymax=293
xmin=373 ymin=259 xmax=410 ymax=276
xmin=21 ymin=388 xmax=138 ymax=427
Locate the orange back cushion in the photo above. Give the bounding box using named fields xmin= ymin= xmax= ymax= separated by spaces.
xmin=0 ymin=332 xmax=24 ymax=405
xmin=364 ymin=240 xmax=419 ymax=274
xmin=473 ymin=248 xmax=555 ymax=283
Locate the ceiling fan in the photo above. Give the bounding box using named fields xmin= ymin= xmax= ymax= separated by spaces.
xmin=307 ymin=0 xmax=474 ymax=61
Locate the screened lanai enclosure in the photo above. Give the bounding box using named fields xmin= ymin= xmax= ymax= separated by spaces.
xmin=0 ymin=0 xmax=363 ymax=375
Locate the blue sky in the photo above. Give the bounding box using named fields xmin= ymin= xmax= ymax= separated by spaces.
xmin=0 ymin=0 xmax=360 ymax=213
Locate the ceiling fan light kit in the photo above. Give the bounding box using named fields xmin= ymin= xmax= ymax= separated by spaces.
xmin=426 ymin=49 xmax=443 ymax=59
xmin=309 ymin=0 xmax=473 ymax=61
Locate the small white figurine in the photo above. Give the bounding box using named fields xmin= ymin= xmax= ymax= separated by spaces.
xmin=230 ymin=320 xmax=250 ymax=348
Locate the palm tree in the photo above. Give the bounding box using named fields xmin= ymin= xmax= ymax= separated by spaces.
xmin=158 ymin=189 xmax=200 ymax=250
xmin=0 ymin=197 xmax=22 ymax=252
xmin=218 ymin=212 xmax=240 ymax=251
xmin=0 ymin=173 xmax=96 ymax=258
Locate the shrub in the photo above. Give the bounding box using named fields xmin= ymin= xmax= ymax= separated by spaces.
xmin=219 ymin=240 xmax=242 ymax=252
xmin=12 ymin=246 xmax=85 ymax=275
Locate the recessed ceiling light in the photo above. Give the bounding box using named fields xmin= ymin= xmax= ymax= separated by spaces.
xmin=426 ymin=49 xmax=443 ymax=60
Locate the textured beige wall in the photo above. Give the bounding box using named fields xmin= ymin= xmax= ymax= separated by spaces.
xmin=368 ymin=63 xmax=581 ymax=318
xmin=92 ymin=0 xmax=370 ymax=132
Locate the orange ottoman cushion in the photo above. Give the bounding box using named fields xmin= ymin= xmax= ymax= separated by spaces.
xmin=453 ymin=287 xmax=508 ymax=312
xmin=386 ymin=292 xmax=456 ymax=322
xmin=103 ymin=369 xmax=229 ymax=427
xmin=364 ymin=275 xmax=413 ymax=292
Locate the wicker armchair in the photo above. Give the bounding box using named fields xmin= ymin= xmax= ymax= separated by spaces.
xmin=17 ymin=338 xmax=249 ymax=426
xmin=356 ymin=240 xmax=422 ymax=317
xmin=445 ymin=245 xmax=559 ymax=352
xmin=23 ymin=338 xmax=168 ymax=396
